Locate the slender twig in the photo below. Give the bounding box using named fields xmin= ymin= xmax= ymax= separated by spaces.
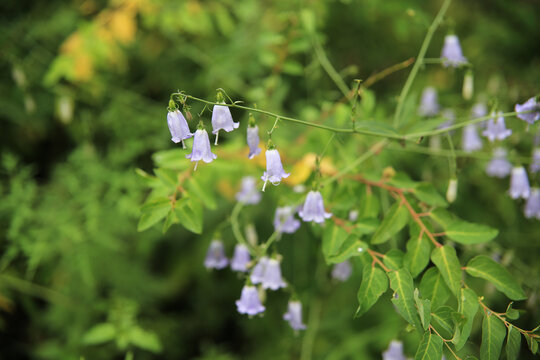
xmin=363 ymin=58 xmax=415 ymax=88
xmin=429 ymin=325 xmax=463 ymax=360
xmin=478 ymin=297 xmax=540 ymax=339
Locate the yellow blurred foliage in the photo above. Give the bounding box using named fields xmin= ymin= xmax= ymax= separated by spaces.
xmin=285 ymin=153 xmax=336 ymax=186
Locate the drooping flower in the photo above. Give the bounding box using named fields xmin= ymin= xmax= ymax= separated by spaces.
xmin=273 ymin=206 xmax=300 ymax=234
xmin=247 ymin=120 xmax=262 ymax=159
xmin=236 ymin=285 xmax=265 ymax=315
xmin=418 ymin=87 xmax=439 ymax=117
xmin=212 ymin=104 xmax=239 ymax=145
xmin=486 ymin=148 xmax=512 ymax=178
xmin=382 ymin=340 xmax=406 ymax=360
xmin=283 ymin=300 xmax=307 ymax=331
xmin=186 ymin=127 xmax=217 ymax=170
xmin=462 ymin=124 xmax=482 ymax=152
xmin=299 ymin=191 xmax=332 ymax=223
xmin=509 ymin=166 xmax=530 ymax=199
xmin=261 ymin=258 xmax=287 ymax=291
xmin=441 ymin=34 xmax=467 ymax=68
xmin=167 ymin=109 xmax=193 ymax=147
xmin=230 ymin=244 xmax=251 ymax=272
xmin=515 ymin=97 xmax=540 ymax=125
xmin=530 ymin=148 xmax=540 ymax=173
xmin=236 ymin=176 xmax=261 ymax=205
xmin=250 ymin=256 xmax=269 ymax=284
xmin=204 ymin=240 xmax=228 ymax=270
xmin=524 ymin=188 xmax=540 ymax=219
xmin=331 ymin=260 xmax=352 ymax=282
xmin=261 ymin=148 xmax=290 ymax=191
xmin=482 ymin=111 xmax=512 ymax=142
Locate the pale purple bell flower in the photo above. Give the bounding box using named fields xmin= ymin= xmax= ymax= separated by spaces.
xmin=482 ymin=111 xmax=512 ymax=142
xmin=462 ymin=124 xmax=482 ymax=152
xmin=212 ymin=104 xmax=239 ymax=145
xmin=250 ymin=256 xmax=269 ymax=284
xmin=383 ymin=340 xmax=407 ymax=360
xmin=167 ymin=109 xmax=193 ymax=148
xmin=261 ymin=258 xmax=287 ymax=291
xmin=441 ymin=34 xmax=467 ymax=68
xmin=204 ymin=240 xmax=228 ymax=270
xmin=283 ymin=300 xmax=307 ymax=331
xmin=236 ymin=285 xmax=265 ymax=315
xmin=231 ymin=244 xmax=251 ymax=272
xmin=331 ymin=260 xmax=352 ymax=282
xmin=530 ymin=148 xmax=540 ymax=173
xmin=186 ymin=128 xmax=217 ymax=170
xmin=515 ymin=97 xmax=540 ymax=124
xmin=524 ymin=188 xmax=540 ymax=219
xmin=273 ymin=206 xmax=300 ymax=234
xmin=418 ymin=87 xmax=439 ymax=117
xmin=261 ymin=148 xmax=290 ymax=191
xmin=509 ymin=166 xmax=530 ymax=199
xmin=236 ymin=176 xmax=262 ymax=204
xmin=247 ymin=125 xmax=262 ymax=159
xmin=299 ymin=190 xmax=332 ymax=223
xmin=486 ymin=148 xmax=512 ymax=178
xmin=472 ymin=102 xmax=488 ymax=119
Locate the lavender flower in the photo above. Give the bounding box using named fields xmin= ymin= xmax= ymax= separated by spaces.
xmin=509 ymin=166 xmax=530 ymax=199
xmin=247 ymin=124 xmax=261 ymax=159
xmin=212 ymin=104 xmax=239 ymax=145
xmin=462 ymin=124 xmax=482 ymax=152
xmin=299 ymin=191 xmax=332 ymax=223
xmin=441 ymin=34 xmax=467 ymax=68
xmin=383 ymin=340 xmax=406 ymax=360
xmin=418 ymin=87 xmax=439 ymax=117
xmin=515 ymin=97 xmax=540 ymax=124
xmin=261 ymin=258 xmax=287 ymax=291
xmin=261 ymin=148 xmax=290 ymax=191
xmin=186 ymin=128 xmax=217 ymax=170
xmin=524 ymin=188 xmax=540 ymax=219
xmin=472 ymin=102 xmax=488 ymax=119
xmin=530 ymin=148 xmax=540 ymax=173
xmin=331 ymin=260 xmax=352 ymax=282
xmin=250 ymin=256 xmax=269 ymax=284
xmin=236 ymin=285 xmax=265 ymax=315
xmin=204 ymin=240 xmax=228 ymax=270
xmin=167 ymin=109 xmax=193 ymax=148
xmin=482 ymin=111 xmax=512 ymax=142
xmin=231 ymin=244 xmax=251 ymax=272
xmin=486 ymin=148 xmax=512 ymax=178
xmin=283 ymin=300 xmax=307 ymax=331
xmin=273 ymin=206 xmax=300 ymax=234
xmin=236 ymin=176 xmax=261 ymax=205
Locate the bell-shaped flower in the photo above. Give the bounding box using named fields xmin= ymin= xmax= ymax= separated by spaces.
xmin=283 ymin=300 xmax=307 ymax=331
xmin=418 ymin=87 xmax=439 ymax=117
xmin=509 ymin=166 xmax=530 ymax=199
xmin=204 ymin=240 xmax=228 ymax=270
xmin=524 ymin=188 xmax=540 ymax=219
xmin=383 ymin=340 xmax=407 ymax=360
xmin=486 ymin=148 xmax=512 ymax=178
xmin=236 ymin=176 xmax=261 ymax=205
xmin=515 ymin=97 xmax=540 ymax=124
xmin=186 ymin=128 xmax=217 ymax=170
xmin=482 ymin=111 xmax=512 ymax=142
xmin=247 ymin=124 xmax=262 ymax=159
xmin=250 ymin=256 xmax=269 ymax=284
xmin=231 ymin=244 xmax=251 ymax=272
xmin=530 ymin=148 xmax=540 ymax=173
xmin=261 ymin=148 xmax=290 ymax=191
xmin=462 ymin=124 xmax=482 ymax=152
xmin=212 ymin=104 xmax=239 ymax=145
xmin=236 ymin=285 xmax=265 ymax=315
xmin=299 ymin=190 xmax=332 ymax=223
xmin=261 ymin=258 xmax=287 ymax=290
xmin=167 ymin=110 xmax=193 ymax=147
xmin=441 ymin=34 xmax=467 ymax=68
xmin=331 ymin=260 xmax=352 ymax=282
xmin=273 ymin=206 xmax=300 ymax=234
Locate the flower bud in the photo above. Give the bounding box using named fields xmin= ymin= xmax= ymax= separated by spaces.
xmin=462 ymin=70 xmax=474 ymax=101
xmin=446 ymin=178 xmax=458 ymax=203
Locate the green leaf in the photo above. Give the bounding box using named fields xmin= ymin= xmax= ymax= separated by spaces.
xmin=152 ymin=149 xmax=191 ymax=170
xmin=404 ymin=222 xmax=432 ymax=278
xmin=414 ymin=330 xmax=443 ymax=360
xmin=429 ymin=208 xmax=456 ymax=229
xmin=356 ymin=265 xmax=388 ymax=317
xmin=454 ymin=288 xmax=479 ymax=350
xmin=431 ymin=306 xmax=455 ymax=339
xmin=351 ymin=217 xmax=380 ymax=235
xmin=383 ymin=249 xmax=404 ymax=270
xmin=138 ymin=199 xmax=171 ymax=232
xmin=506 ymin=325 xmax=521 ymax=360
xmin=480 ymin=313 xmax=506 ymax=360
xmin=83 ymin=323 xmax=116 ymax=345
xmin=414 ymin=288 xmax=431 ymax=331
xmin=388 ymin=269 xmax=422 ymax=331
xmin=186 ymin=177 xmax=217 ymax=210
xmin=175 ymin=198 xmax=203 ymax=234
xmin=162 ymin=209 xmax=179 ymax=233
xmin=431 ymin=245 xmax=462 ymax=297
xmin=128 ymin=326 xmax=162 ymax=353
xmin=505 ymin=303 xmax=520 ymax=320
xmin=322 ymin=224 xmax=350 ymax=263
xmin=326 ymin=236 xmax=368 ymax=264
xmin=154 ymin=168 xmax=178 ymax=188
xmin=371 ymin=201 xmax=409 ymax=244
xmin=358 ymin=186 xmax=380 ymax=218
xmin=445 ymin=221 xmax=498 ymax=245
xmin=465 ymin=255 xmax=526 ymax=300
xmin=413 ymin=183 xmax=448 ymax=207
xmin=419 ymin=267 xmax=451 ymax=309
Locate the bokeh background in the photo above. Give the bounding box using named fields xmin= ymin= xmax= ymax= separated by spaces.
xmin=1 ymin=0 xmax=540 ymax=359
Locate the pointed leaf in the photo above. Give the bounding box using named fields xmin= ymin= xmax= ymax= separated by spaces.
xmin=175 ymin=198 xmax=203 ymax=234
xmin=186 ymin=177 xmax=217 ymax=210
xmin=431 ymin=245 xmax=462 ymax=296
xmin=432 ymin=306 xmax=456 ymax=339
xmin=445 ymin=221 xmax=498 ymax=244
xmin=480 ymin=313 xmax=506 ymax=360
xmin=454 ymin=288 xmax=479 ymax=350
xmin=414 ymin=330 xmax=443 ymax=360
xmin=138 ymin=200 xmax=171 ymax=232
xmin=356 ymin=265 xmax=388 ymax=317
xmin=506 ymin=325 xmax=521 ymax=360
xmin=413 ymin=183 xmax=448 ymax=207
xmin=383 ymin=249 xmax=404 ymax=270
xmin=83 ymin=323 xmax=116 ymax=345
xmin=414 ymin=289 xmax=431 ymax=331
xmin=388 ymin=269 xmax=422 ymax=331
xmin=371 ymin=201 xmax=409 ymax=244
xmin=419 ymin=267 xmax=451 ymax=309
xmin=404 ymin=222 xmax=432 ymax=278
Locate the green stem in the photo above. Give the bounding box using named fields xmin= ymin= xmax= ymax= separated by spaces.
xmin=0 ymin=274 xmax=71 ymax=305
xmin=230 ymin=202 xmax=258 ymax=256
xmin=445 ymin=133 xmax=457 ymax=176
